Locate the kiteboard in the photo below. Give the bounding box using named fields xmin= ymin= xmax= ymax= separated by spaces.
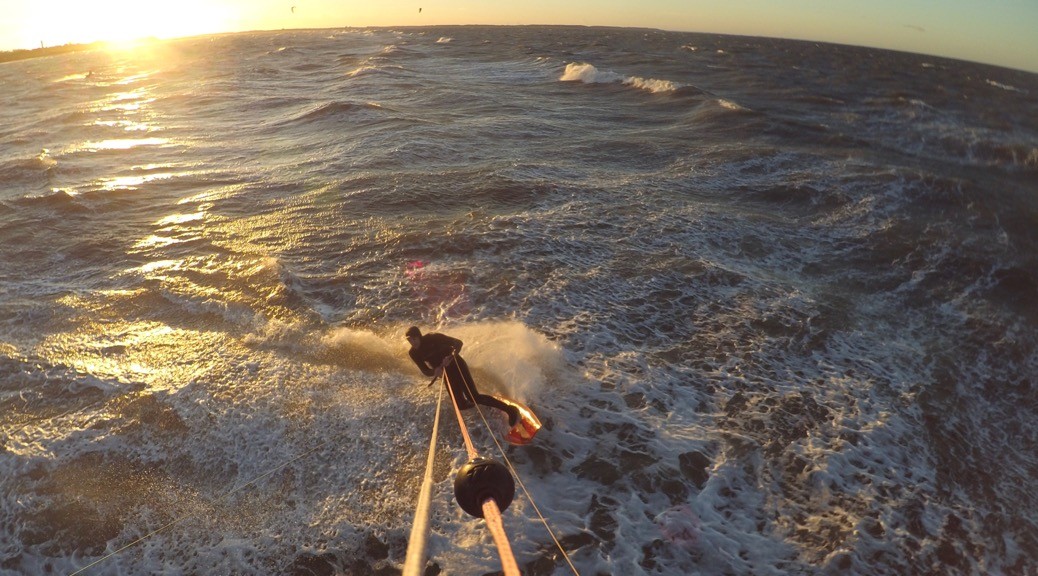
xmin=494 ymin=397 xmax=542 ymax=445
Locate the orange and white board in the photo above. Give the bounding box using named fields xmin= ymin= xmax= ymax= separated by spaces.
xmin=494 ymin=397 xmax=542 ymax=445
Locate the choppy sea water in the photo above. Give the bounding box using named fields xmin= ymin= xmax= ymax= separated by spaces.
xmin=1 ymin=25 xmax=1037 ymax=575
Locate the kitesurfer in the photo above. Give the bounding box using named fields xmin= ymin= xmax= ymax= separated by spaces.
xmin=406 ymin=326 xmax=519 ymax=426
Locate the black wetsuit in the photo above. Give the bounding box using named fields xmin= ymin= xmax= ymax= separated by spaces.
xmin=409 ymin=332 xmax=516 ymax=422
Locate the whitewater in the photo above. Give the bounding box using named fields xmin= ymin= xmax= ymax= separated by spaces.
xmin=1 ymin=26 xmax=1037 ymax=575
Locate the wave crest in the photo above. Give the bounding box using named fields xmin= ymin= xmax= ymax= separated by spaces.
xmin=560 ymin=62 xmax=679 ymax=94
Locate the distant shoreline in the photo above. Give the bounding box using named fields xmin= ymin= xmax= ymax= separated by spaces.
xmin=0 ymin=43 xmax=99 ymax=64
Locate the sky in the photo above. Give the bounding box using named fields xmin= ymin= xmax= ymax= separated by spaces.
xmin=0 ymin=0 xmax=1035 ymax=73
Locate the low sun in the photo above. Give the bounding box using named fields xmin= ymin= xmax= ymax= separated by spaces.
xmin=27 ymin=0 xmax=237 ymax=48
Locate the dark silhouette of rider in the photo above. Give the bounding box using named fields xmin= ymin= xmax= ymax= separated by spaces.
xmin=406 ymin=326 xmax=519 ymax=426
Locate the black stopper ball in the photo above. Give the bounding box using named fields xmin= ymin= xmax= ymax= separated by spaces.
xmin=453 ymin=457 xmax=516 ymax=518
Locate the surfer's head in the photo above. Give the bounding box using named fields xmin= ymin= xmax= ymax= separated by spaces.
xmin=405 ymin=326 xmax=422 ymax=344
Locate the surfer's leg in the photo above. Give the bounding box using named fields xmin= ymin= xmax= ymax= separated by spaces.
xmin=443 ymin=363 xmax=474 ymax=409
xmin=474 ymin=394 xmax=520 ymax=427
xmin=451 ymin=356 xmax=478 ymax=400
xmin=452 ymin=356 xmax=519 ymax=426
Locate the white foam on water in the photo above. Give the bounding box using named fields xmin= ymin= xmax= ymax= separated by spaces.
xmin=560 ymin=62 xmax=680 ymax=93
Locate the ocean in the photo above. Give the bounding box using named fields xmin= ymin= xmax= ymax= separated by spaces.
xmin=1 ymin=25 xmax=1036 ymax=575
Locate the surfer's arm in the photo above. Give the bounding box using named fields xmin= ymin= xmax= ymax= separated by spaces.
xmin=409 ymin=349 xmax=435 ymax=377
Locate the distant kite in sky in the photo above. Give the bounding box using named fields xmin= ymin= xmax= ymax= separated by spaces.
xmin=419 ymin=7 xmax=422 ymax=13
xmin=291 ymin=6 xmax=296 ymax=13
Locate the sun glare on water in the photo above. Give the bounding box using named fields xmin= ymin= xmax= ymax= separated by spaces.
xmin=26 ymin=0 xmax=237 ymax=49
